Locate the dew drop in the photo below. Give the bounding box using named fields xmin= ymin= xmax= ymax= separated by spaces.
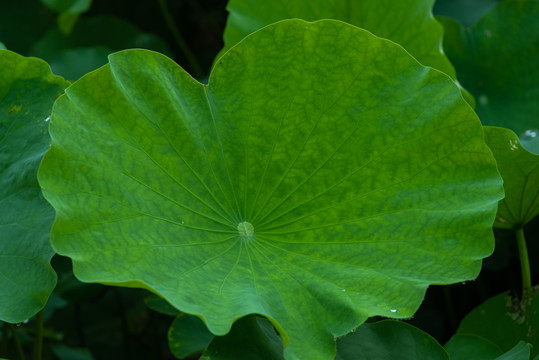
xmin=390 ymin=309 xmax=397 ymax=313
xmin=478 ymin=95 xmax=489 ymax=106
xmin=44 ymin=116 xmax=50 ymax=122
xmin=15 ymin=322 xmax=22 ymax=327
xmin=520 ymin=129 xmax=539 ymax=154
xmin=342 ymin=288 xmax=346 ymax=292
xmin=181 ymin=220 xmax=185 ymax=225
xmin=521 ymin=129 xmax=538 ymax=140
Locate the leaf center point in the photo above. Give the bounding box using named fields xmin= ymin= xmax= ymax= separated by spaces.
xmin=237 ymin=221 xmax=255 ymax=240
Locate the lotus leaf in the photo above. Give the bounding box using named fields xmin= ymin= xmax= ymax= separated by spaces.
xmin=38 ymin=20 xmax=503 ymax=359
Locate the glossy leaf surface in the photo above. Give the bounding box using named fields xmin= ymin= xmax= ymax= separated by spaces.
xmin=38 ymin=20 xmax=503 ymax=359
xmin=440 ymin=0 xmax=539 ymax=135
xmin=457 ymin=289 xmax=539 ymax=359
xmin=484 ymin=127 xmax=539 ymax=229
xmin=0 ymin=50 xmax=68 ymax=322
xmin=335 ymin=320 xmax=449 ymax=360
xmin=220 ymin=0 xmax=455 ymax=77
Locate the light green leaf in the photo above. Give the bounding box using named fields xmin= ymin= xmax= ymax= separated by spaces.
xmin=484 ymin=127 xmax=539 ymax=229
xmin=335 ymin=320 xmax=449 ymax=360
xmin=0 ymin=50 xmax=69 ymax=323
xmin=168 ymin=312 xmax=214 ymax=358
xmin=457 ymin=289 xmax=539 ymax=359
xmin=495 ymin=341 xmax=531 ymax=360
xmin=444 ymin=333 xmax=504 ymax=360
xmin=439 ymin=1 xmax=539 ymax=135
xmin=200 ymin=315 xmax=283 ymax=360
xmin=38 ymin=20 xmax=503 ymax=359
xmin=220 ymin=0 xmax=455 ymax=78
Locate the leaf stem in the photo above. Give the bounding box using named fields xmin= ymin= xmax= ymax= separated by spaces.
xmin=158 ymin=0 xmax=204 ymax=78
xmin=515 ymin=227 xmax=532 ymax=297
xmin=9 ymin=323 xmax=25 ymax=360
xmin=32 ymin=310 xmax=44 ymax=360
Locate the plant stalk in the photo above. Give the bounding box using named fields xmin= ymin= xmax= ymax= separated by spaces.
xmin=9 ymin=323 xmax=25 ymax=360
xmin=158 ymin=0 xmax=203 ymax=78
xmin=32 ymin=310 xmax=44 ymax=360
xmin=515 ymin=227 xmax=532 ymax=297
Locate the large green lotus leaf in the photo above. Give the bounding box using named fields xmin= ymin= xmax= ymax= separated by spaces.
xmin=38 ymin=20 xmax=503 ymax=359
xmin=0 ymin=50 xmax=69 ymax=323
xmin=220 ymin=0 xmax=455 ymax=78
xmin=484 ymin=127 xmax=539 ymax=229
xmin=457 ymin=289 xmax=539 ymax=358
xmin=439 ymin=1 xmax=539 ymax=135
xmin=335 ymin=320 xmax=449 ymax=360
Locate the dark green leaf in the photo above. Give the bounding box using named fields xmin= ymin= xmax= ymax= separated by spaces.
xmin=38 ymin=20 xmax=503 ymax=359
xmin=0 ymin=50 xmax=68 ymax=323
xmin=484 ymin=127 xmax=539 ymax=229
xmin=444 ymin=333 xmax=503 ymax=360
xmin=335 ymin=320 xmax=449 ymax=360
xmin=29 ymin=16 xmax=172 ymax=80
xmin=457 ymin=289 xmax=539 ymax=359
xmin=439 ymin=1 xmax=539 ymax=135
xmin=200 ymin=315 xmax=283 ymax=360
xmin=143 ymin=292 xmax=179 ymax=317
xmin=168 ymin=313 xmax=214 ymax=358
xmin=41 ymin=0 xmax=92 ymax=13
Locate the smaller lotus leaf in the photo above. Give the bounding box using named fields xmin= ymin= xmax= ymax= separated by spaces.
xmin=221 ymin=0 xmax=455 ymax=78
xmin=439 ymin=1 xmax=539 ymax=135
xmin=457 ymin=289 xmax=539 ymax=359
xmin=200 ymin=315 xmax=283 ymax=360
xmin=0 ymin=50 xmax=69 ymax=322
xmin=335 ymin=320 xmax=449 ymax=360
xmin=484 ymin=127 xmax=539 ymax=229
xmin=168 ymin=312 xmax=214 ymax=358
xmin=38 ymin=20 xmax=503 ymax=359
xmin=444 ymin=333 xmax=503 ymax=360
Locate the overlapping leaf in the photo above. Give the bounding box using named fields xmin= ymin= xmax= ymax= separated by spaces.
xmin=38 ymin=20 xmax=503 ymax=359
xmin=220 ymin=0 xmax=455 ymax=78
xmin=0 ymin=50 xmax=68 ymax=322
xmin=439 ymin=0 xmax=539 ymax=136
xmin=457 ymin=289 xmax=539 ymax=359
xmin=336 ymin=320 xmax=449 ymax=360
xmin=484 ymin=127 xmax=539 ymax=229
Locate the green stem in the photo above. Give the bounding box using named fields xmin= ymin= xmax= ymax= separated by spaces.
xmin=32 ymin=310 xmax=44 ymax=360
xmin=516 ymin=227 xmax=532 ymax=297
xmin=9 ymin=324 xmax=25 ymax=360
xmin=158 ymin=0 xmax=203 ymax=78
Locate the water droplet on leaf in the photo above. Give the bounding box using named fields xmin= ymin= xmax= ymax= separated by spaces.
xmin=390 ymin=309 xmax=397 ymax=313
xmin=478 ymin=95 xmax=489 ymax=106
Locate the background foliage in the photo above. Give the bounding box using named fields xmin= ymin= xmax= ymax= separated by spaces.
xmin=1 ymin=0 xmax=538 ymax=359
